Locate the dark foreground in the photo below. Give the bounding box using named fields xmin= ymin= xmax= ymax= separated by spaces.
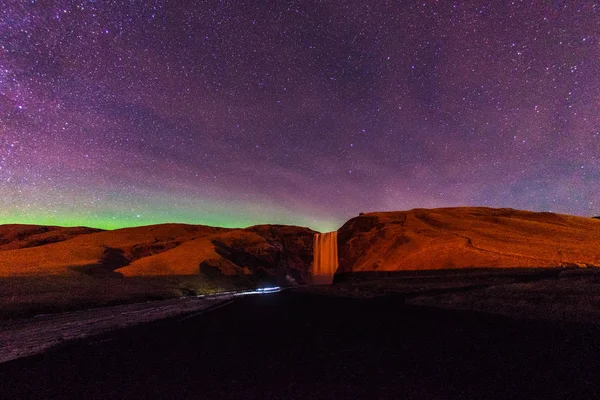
xmin=1 ymin=290 xmax=599 ymax=400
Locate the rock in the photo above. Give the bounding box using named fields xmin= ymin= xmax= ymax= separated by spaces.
xmin=245 ymin=225 xmax=315 ymax=284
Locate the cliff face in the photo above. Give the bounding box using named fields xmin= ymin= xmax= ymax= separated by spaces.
xmin=338 ymin=207 xmax=600 ymax=273
xmin=0 ymin=223 xmax=316 ymax=286
xmin=115 ymin=225 xmax=315 ymax=285
xmin=244 ymin=225 xmax=316 ymax=283
xmin=2 ymin=207 xmax=598 ymax=285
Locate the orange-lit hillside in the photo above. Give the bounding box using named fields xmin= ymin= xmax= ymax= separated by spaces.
xmin=338 ymin=207 xmax=600 ymax=272
xmin=0 ymin=224 xmax=225 ymax=276
xmin=0 ymin=223 xmax=315 ymax=284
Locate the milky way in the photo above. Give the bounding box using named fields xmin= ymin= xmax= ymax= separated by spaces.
xmin=1 ymin=1 xmax=599 ymax=231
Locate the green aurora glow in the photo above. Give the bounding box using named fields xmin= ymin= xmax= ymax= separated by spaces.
xmin=1 ymin=193 xmax=343 ymax=232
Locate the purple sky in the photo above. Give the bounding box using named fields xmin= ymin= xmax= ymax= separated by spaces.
xmin=1 ymin=1 xmax=599 ymax=231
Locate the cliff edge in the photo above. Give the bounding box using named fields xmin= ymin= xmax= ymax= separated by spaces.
xmin=338 ymin=207 xmax=600 ymax=273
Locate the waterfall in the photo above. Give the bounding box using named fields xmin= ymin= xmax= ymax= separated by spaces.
xmin=312 ymin=231 xmax=338 ymax=284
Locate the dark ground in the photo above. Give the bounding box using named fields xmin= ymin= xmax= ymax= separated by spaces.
xmin=0 ymin=274 xmax=244 ymax=320
xmin=1 ymin=289 xmax=599 ymax=399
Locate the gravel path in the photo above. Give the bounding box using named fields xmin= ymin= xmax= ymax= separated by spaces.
xmin=0 ymin=295 xmax=232 ymax=363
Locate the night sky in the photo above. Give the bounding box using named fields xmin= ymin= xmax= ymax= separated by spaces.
xmin=1 ymin=1 xmax=599 ymax=232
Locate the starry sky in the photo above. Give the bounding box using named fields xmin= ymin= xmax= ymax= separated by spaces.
xmin=1 ymin=1 xmax=599 ymax=232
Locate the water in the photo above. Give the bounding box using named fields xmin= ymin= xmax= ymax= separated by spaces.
xmin=312 ymin=231 xmax=338 ymax=284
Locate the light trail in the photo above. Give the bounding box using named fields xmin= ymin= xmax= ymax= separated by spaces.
xmin=196 ymin=286 xmax=282 ymax=299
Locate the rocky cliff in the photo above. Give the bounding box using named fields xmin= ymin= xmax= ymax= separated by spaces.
xmin=337 ymin=207 xmax=600 ymax=273
xmin=2 ymin=207 xmax=599 ymax=286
